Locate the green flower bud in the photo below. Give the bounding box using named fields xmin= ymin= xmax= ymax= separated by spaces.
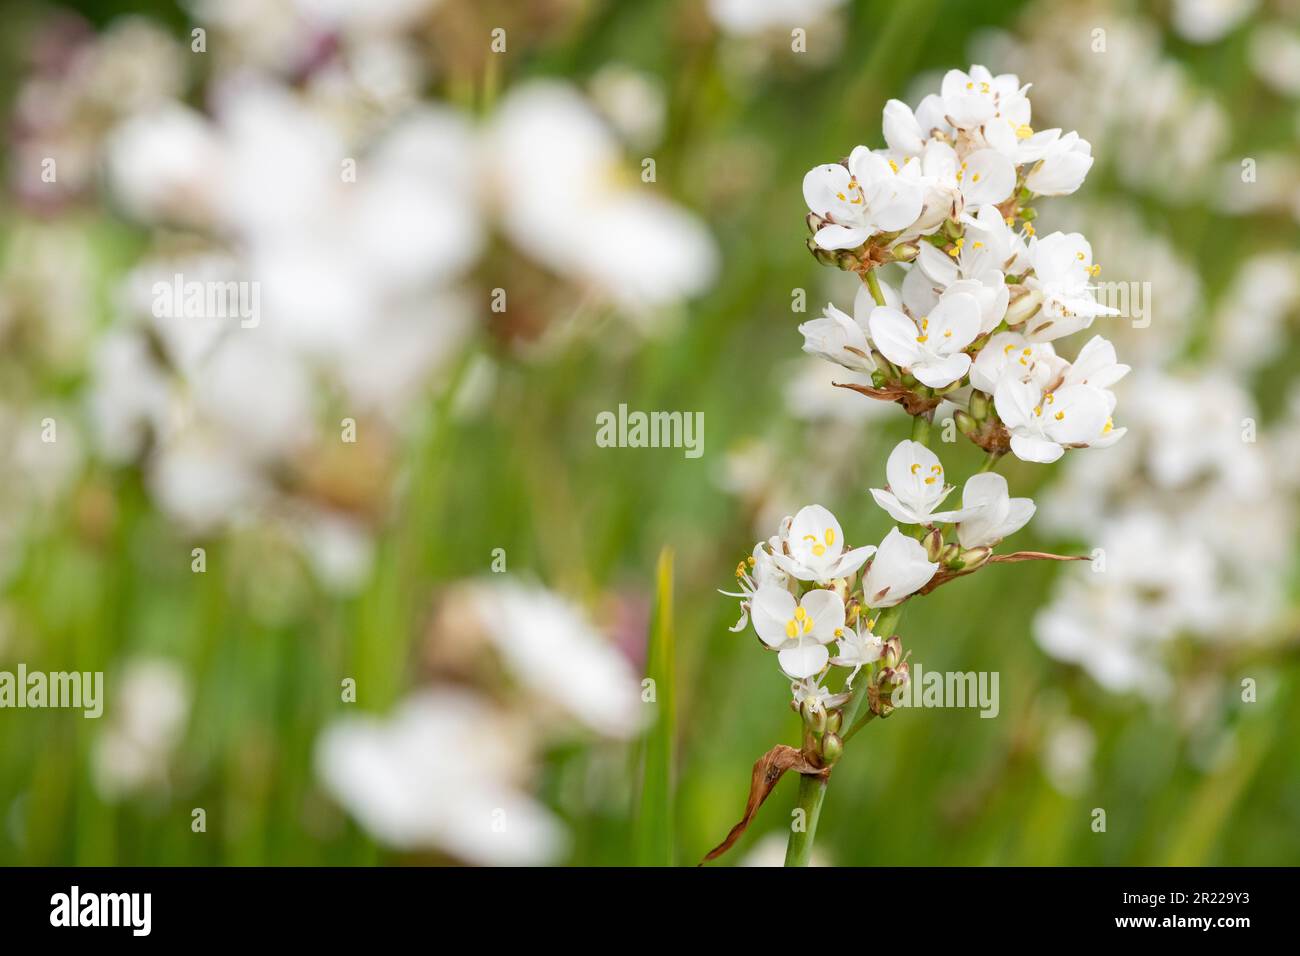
xmin=970 ymin=390 xmax=990 ymax=421
xmin=923 ymin=528 xmax=944 ymax=562
xmin=821 ymin=733 xmax=844 ymax=766
xmin=940 ymin=542 xmax=961 ymax=567
xmin=959 ymin=546 xmax=992 ymax=570
xmin=826 ymin=710 xmax=842 ymax=735
xmin=891 ymin=241 xmax=920 ymax=263
xmin=801 ymin=698 xmax=828 ymax=734
xmin=955 ymin=410 xmax=978 ymax=437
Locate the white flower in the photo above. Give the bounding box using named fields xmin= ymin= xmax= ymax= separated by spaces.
xmin=790 ymin=674 xmax=852 ymax=710
xmin=869 ymin=440 xmax=966 ymax=525
xmin=953 ymin=473 xmax=1036 ymax=549
xmin=798 ymin=302 xmax=873 ymax=371
xmin=1024 ymin=130 xmax=1094 ymax=196
xmin=939 ymin=65 xmax=1031 ymax=132
xmin=861 ymin=527 xmax=939 ymax=608
xmin=751 ymin=585 xmax=846 ymax=678
xmin=1023 ymin=231 xmax=1120 ymax=341
xmin=707 ymin=0 xmax=847 ymax=36
xmin=867 ymin=291 xmax=981 ymax=388
xmin=995 ymin=379 xmax=1119 ymax=463
xmin=468 ymin=580 xmax=645 ymax=739
xmin=803 ymin=147 xmax=924 ymax=250
xmin=772 ymin=504 xmax=876 ymax=582
xmin=969 ymin=332 xmax=1063 ymax=394
xmin=1059 ymin=335 xmax=1130 ymax=394
xmin=882 ymin=98 xmax=929 ymax=156
xmin=925 ymin=140 xmax=1016 ymax=208
xmin=720 ymin=540 xmax=790 ymax=632
xmin=487 ymin=81 xmax=717 ymax=311
xmin=829 ymin=620 xmax=884 ymax=686
xmin=315 ymin=689 xmax=568 ymax=865
xmin=93 ymin=658 xmax=190 ymax=801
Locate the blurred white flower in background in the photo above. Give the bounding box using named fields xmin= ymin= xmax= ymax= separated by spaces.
xmin=707 ymin=0 xmax=847 ymax=38
xmin=315 ymin=688 xmax=568 ymax=865
xmin=93 ymin=658 xmax=190 ymax=801
xmin=1170 ymin=0 xmax=1258 ymax=44
xmin=466 ymin=579 xmax=647 ymax=739
xmin=485 ymin=81 xmax=718 ymax=317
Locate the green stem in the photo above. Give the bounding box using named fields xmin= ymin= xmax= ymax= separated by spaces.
xmin=782 ymin=602 xmax=905 ymax=866
xmin=783 ymin=774 xmax=828 ymax=866
xmin=977 ymin=451 xmax=1003 ymax=473
xmin=863 ymin=269 xmax=886 ymax=307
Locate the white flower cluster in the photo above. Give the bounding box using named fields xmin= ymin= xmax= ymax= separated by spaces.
xmin=799 ymin=65 xmax=1128 ymax=465
xmin=724 ymin=65 xmax=1127 ymax=748
xmin=725 ymin=438 xmax=1034 ymax=692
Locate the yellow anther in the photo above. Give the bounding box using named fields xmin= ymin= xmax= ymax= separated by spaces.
xmin=1076 ymin=251 xmax=1086 ymax=261
xmin=910 ymin=463 xmax=921 ymax=475
xmin=786 ymin=620 xmax=798 ymax=639
xmin=943 ymin=329 xmax=953 ymax=338
xmin=812 ymin=544 xmax=826 ymax=557
xmin=834 ymin=628 xmax=844 ymax=638
xmin=972 ymin=173 xmax=981 ymax=183
xmin=888 ymin=160 xmax=898 ymax=173
xmin=924 ymin=477 xmax=936 ymax=485
xmin=1103 ymin=418 xmax=1114 ymax=434
xmin=825 ymin=528 xmax=836 ymax=546
xmin=836 ymin=192 xmax=846 ymax=201
xmin=1033 ymin=405 xmax=1043 ymax=416
xmin=1024 ymin=222 xmax=1036 ymax=236
xmin=803 ymin=616 xmax=814 ymax=634
xmin=1015 ymin=124 xmax=1033 ymax=139
xmin=794 ymin=607 xmax=807 ymax=621
xmin=931 ymin=464 xmax=942 ymax=473
xmin=916 ymin=334 xmax=929 ymax=343
xmin=1054 ymin=411 xmax=1065 ymax=421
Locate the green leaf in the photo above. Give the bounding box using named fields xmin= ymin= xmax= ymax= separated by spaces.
xmin=634 ymin=547 xmax=676 ymax=866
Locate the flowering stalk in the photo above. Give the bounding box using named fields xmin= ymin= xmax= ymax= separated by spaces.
xmin=706 ymin=65 xmax=1128 ymax=867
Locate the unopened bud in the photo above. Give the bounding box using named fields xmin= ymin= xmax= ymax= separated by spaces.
xmin=891 ymin=241 xmax=920 ymax=263
xmin=871 ymin=369 xmax=888 ymax=389
xmin=836 ymin=250 xmax=860 ymax=271
xmin=826 ymin=710 xmax=842 ymax=735
xmin=806 ymin=212 xmax=826 ymax=236
xmin=958 ymin=546 xmax=992 ymax=570
xmin=1020 ymin=206 xmax=1037 ymax=222
xmin=923 ymin=528 xmax=944 ymax=562
xmin=821 ymin=732 xmax=844 ymax=765
xmin=801 ymin=697 xmax=828 ymax=734
xmin=969 ymin=390 xmax=990 ymax=421
xmin=807 ymin=237 xmax=838 ymax=268
xmin=880 ymin=635 xmax=903 ymax=670
xmin=954 ymin=410 xmax=978 ymax=437
xmin=940 ymin=542 xmax=961 ymax=567
xmin=1005 ymin=288 xmax=1043 ymax=327
xmin=830 ymin=578 xmax=850 ymax=604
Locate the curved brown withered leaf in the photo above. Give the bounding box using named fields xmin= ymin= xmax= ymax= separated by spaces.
xmin=699 ymin=744 xmax=828 ymax=865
